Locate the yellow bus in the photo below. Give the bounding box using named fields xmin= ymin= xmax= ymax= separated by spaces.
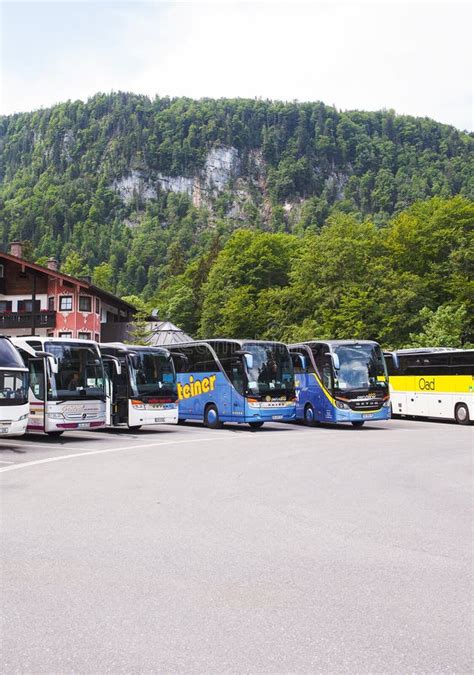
xmin=384 ymin=348 xmax=473 ymax=425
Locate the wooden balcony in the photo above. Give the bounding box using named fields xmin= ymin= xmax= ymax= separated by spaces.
xmin=0 ymin=311 xmax=56 ymax=329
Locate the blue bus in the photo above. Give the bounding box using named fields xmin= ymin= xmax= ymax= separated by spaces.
xmin=288 ymin=340 xmax=390 ymax=427
xmin=170 ymin=340 xmax=296 ymax=429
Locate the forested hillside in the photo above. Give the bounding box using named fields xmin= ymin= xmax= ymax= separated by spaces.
xmin=0 ymin=93 xmax=473 ymax=345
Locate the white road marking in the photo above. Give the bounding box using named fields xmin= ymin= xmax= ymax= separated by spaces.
xmin=0 ymin=460 xmax=14 ymax=464
xmin=0 ymin=427 xmax=334 ymax=474
xmin=0 ymin=436 xmax=237 ymax=474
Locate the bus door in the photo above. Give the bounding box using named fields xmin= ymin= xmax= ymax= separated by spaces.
xmin=102 ymin=360 xmax=114 ymax=426
xmin=405 ymin=372 xmax=428 ymax=417
xmin=312 ymin=344 xmax=334 ymax=420
xmin=291 ymin=352 xmax=309 ymax=417
xmin=229 ymin=358 xmax=246 ymax=420
xmin=27 ymin=357 xmax=46 ymax=430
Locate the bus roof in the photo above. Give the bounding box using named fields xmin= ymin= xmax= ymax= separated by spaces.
xmin=100 ymin=342 xmax=170 ymax=355
xmin=289 ymin=339 xmax=380 ymax=347
xmin=175 ymin=339 xmax=289 ymax=348
xmin=11 ymin=336 xmax=100 ymax=347
xmin=388 ymin=347 xmax=474 ymax=355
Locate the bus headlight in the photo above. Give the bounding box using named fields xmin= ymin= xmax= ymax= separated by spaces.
xmin=19 ymin=413 xmax=29 ymax=420
xmin=47 ymin=412 xmax=64 ymax=419
xmin=383 ymin=400 xmax=391 ymax=408
xmin=131 ymin=400 xmax=145 ymax=409
xmin=335 ymin=400 xmax=350 ymax=410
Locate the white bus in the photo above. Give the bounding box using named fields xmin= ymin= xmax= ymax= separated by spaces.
xmin=100 ymin=343 xmax=178 ymax=431
xmin=385 ymin=348 xmax=474 ymax=425
xmin=12 ymin=337 xmax=107 ymax=436
xmin=0 ymin=336 xmax=29 ymax=436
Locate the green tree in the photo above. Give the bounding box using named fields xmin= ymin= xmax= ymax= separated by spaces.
xmin=92 ymin=262 xmax=114 ymax=291
xmin=61 ymin=251 xmax=90 ymax=277
xmin=406 ymin=305 xmax=470 ymax=348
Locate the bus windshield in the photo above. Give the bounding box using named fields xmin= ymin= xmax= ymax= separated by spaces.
xmin=243 ymin=342 xmax=294 ymax=396
xmin=45 ymin=342 xmax=106 ymax=401
xmin=0 ymin=371 xmax=28 ymax=406
xmin=333 ymin=343 xmax=387 ymax=391
xmin=129 ymin=351 xmax=176 ymax=398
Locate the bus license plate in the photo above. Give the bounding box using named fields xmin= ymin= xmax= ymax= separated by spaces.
xmin=78 ymin=423 xmax=90 ymax=428
xmin=0 ymin=427 xmax=9 ymax=433
xmin=272 ymin=415 xmax=283 ymax=420
xmin=155 ymin=417 xmax=165 ymax=422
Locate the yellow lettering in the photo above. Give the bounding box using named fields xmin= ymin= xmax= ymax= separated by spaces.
xmin=194 ymin=380 xmax=202 ymax=395
xmin=202 ymin=378 xmax=209 ymax=393
xmin=209 ymin=375 xmax=216 ymax=391
xmin=183 ymin=384 xmax=191 ymax=398
xmin=177 ymin=383 xmax=184 ymax=400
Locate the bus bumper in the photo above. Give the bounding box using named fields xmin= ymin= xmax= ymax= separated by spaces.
xmin=334 ymin=406 xmax=390 ymax=423
xmin=0 ymin=418 xmax=28 ymax=436
xmin=244 ymin=404 xmax=296 ymax=423
xmin=129 ymin=403 xmax=179 ymax=426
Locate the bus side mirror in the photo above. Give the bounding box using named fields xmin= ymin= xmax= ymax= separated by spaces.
xmin=235 ymin=350 xmax=254 ymax=370
xmin=294 ymin=353 xmax=306 ymax=370
xmin=36 ymin=351 xmax=59 ymax=374
xmin=326 ymin=352 xmax=340 ymax=370
xmin=170 ymin=353 xmax=188 ymax=368
xmin=392 ymin=353 xmax=399 ymax=369
xmin=103 ymin=356 xmax=122 ymax=375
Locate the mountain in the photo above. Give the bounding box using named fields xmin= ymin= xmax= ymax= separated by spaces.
xmin=0 ymin=93 xmax=472 ymax=345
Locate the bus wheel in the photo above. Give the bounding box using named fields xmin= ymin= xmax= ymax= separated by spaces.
xmin=177 ymin=418 xmax=187 ymax=425
xmin=128 ymin=425 xmax=142 ymax=432
xmin=351 ymin=421 xmax=365 ymax=428
xmin=248 ymin=421 xmax=264 ymax=430
xmin=455 ymin=403 xmax=470 ymax=425
xmin=304 ymin=404 xmax=318 ymax=427
xmin=47 ymin=431 xmax=64 ymax=438
xmin=204 ymin=405 xmax=222 ymax=429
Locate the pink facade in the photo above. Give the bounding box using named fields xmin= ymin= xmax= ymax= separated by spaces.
xmin=0 ymin=245 xmax=135 ymax=340
xmin=47 ymin=276 xmax=102 ymax=340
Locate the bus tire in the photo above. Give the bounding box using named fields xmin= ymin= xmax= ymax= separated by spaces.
xmin=455 ymin=403 xmax=470 ymax=425
xmin=248 ymin=421 xmax=264 ymax=430
xmin=304 ymin=403 xmax=318 ymax=427
xmin=204 ymin=404 xmax=222 ymax=429
xmin=47 ymin=431 xmax=64 ymax=438
xmin=128 ymin=425 xmax=142 ymax=432
xmin=177 ymin=418 xmax=187 ymax=425
xmin=351 ymin=421 xmax=365 ymax=428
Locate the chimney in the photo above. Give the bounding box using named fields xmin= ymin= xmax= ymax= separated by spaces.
xmin=10 ymin=241 xmax=23 ymax=258
xmin=47 ymin=258 xmax=59 ymax=271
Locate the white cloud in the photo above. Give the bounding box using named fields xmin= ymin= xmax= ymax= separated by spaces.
xmin=1 ymin=1 xmax=472 ymax=130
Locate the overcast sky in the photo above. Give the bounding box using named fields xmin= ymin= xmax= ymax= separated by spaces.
xmin=1 ymin=1 xmax=472 ymax=130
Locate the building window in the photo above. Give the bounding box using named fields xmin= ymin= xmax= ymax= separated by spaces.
xmin=58 ymin=331 xmax=72 ymax=338
xmin=18 ymin=299 xmax=41 ymax=313
xmin=95 ymin=298 xmax=100 ymax=314
xmin=94 ymin=333 xmax=100 ymax=343
xmin=59 ymin=296 xmax=73 ymax=311
xmin=79 ymin=296 xmax=92 ymax=312
xmin=0 ymin=301 xmax=12 ymax=312
xmin=78 ymin=332 xmax=91 ymax=340
xmin=48 ymin=297 xmax=55 ymax=311
xmin=0 ymin=264 xmax=4 ymax=278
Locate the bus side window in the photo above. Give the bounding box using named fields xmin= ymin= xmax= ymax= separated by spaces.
xmin=451 ymin=352 xmax=474 ymax=376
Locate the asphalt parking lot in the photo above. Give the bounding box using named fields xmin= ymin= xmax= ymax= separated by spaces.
xmin=1 ymin=418 xmax=472 ymax=674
